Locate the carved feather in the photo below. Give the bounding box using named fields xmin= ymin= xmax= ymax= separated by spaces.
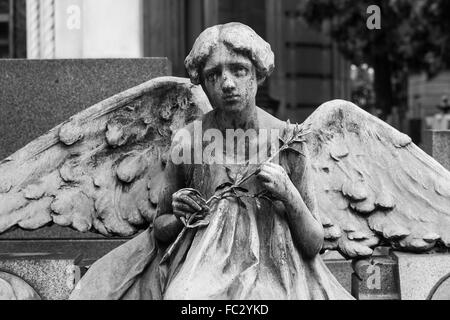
xmin=304 ymin=100 xmax=450 ymax=258
xmin=0 ymin=77 xmax=211 ymax=236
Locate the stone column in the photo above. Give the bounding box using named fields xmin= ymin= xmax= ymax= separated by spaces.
xmin=266 ymin=0 xmax=287 ymax=119
xmin=26 ymin=0 xmax=41 ymax=59
xmin=26 ymin=0 xmax=56 ymax=59
xmin=27 ymin=0 xmax=143 ymax=59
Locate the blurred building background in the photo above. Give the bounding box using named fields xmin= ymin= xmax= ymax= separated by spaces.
xmin=1 ymin=0 xmax=449 ymax=141
xmin=0 ymin=0 xmax=350 ymax=124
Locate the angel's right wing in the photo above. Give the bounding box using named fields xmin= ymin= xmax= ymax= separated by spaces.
xmin=0 ymin=77 xmax=211 ymax=237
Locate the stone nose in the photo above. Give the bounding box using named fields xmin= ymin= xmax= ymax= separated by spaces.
xmin=222 ymin=71 xmax=236 ymax=93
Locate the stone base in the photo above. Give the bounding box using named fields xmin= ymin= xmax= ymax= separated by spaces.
xmin=0 ymin=239 xmax=128 ymax=300
xmin=7 ymin=242 xmax=449 ymax=300
xmin=0 ymin=258 xmax=74 ymax=300
xmin=1 ymin=245 xmax=355 ymax=299
xmin=325 ymin=260 xmax=353 ymax=295
xmin=322 ymin=251 xmax=353 ymax=294
xmin=351 ymin=255 xmax=400 ymax=300
xmin=393 ymin=251 xmax=450 ymax=300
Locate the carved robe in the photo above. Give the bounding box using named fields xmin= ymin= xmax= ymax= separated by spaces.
xmin=70 ymin=145 xmax=353 ymax=300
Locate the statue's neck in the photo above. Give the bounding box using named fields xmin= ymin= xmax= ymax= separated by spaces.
xmin=213 ymin=104 xmax=259 ymax=132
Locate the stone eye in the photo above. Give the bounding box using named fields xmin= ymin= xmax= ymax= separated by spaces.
xmin=232 ymin=65 xmax=248 ymax=77
xmin=205 ymin=71 xmax=219 ymax=83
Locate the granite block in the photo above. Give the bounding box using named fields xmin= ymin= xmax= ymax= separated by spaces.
xmin=0 ymin=58 xmax=171 ymax=160
xmin=393 ymin=251 xmax=450 ymax=300
xmin=0 ymin=271 xmax=41 ymax=300
xmin=321 ymin=247 xmax=393 ymax=298
xmin=0 ymin=239 xmax=129 ymax=299
xmin=0 ymin=258 xmax=74 ymax=300
xmin=424 ymin=130 xmax=450 ymax=171
xmin=325 ymin=259 xmax=353 ymax=294
xmin=0 ymin=224 xmax=125 ymax=240
xmin=0 ymin=239 xmax=128 ymax=262
xmin=428 ymin=274 xmax=450 ymax=300
xmin=351 ymin=256 xmax=400 ymax=300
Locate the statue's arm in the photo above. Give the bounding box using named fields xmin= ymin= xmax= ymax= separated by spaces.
xmin=283 ymin=149 xmax=324 ymax=260
xmin=153 ymin=160 xmax=185 ymax=244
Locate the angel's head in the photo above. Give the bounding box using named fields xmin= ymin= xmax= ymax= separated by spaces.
xmin=185 ymin=22 xmax=274 ymax=112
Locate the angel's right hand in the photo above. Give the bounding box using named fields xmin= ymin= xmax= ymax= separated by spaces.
xmin=172 ymin=189 xmax=204 ymax=223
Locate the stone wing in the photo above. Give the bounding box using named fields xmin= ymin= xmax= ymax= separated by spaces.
xmin=303 ymin=100 xmax=450 ymax=258
xmin=0 ymin=77 xmax=211 ymax=236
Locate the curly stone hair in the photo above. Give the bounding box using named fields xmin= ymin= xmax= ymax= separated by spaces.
xmin=185 ymin=22 xmax=275 ymax=86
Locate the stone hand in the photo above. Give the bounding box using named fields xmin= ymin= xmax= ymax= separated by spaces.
xmin=172 ymin=189 xmax=205 ymax=224
xmin=256 ymin=162 xmax=295 ymax=202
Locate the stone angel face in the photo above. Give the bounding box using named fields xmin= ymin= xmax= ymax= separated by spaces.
xmin=0 ymin=23 xmax=450 ymax=300
xmin=184 ymin=22 xmax=274 ymax=114
xmin=201 ymin=43 xmax=258 ymax=113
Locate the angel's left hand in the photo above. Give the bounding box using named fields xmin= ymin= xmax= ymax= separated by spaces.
xmin=256 ymin=162 xmax=296 ymax=203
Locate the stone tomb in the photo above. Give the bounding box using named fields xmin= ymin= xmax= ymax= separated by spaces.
xmin=1 ymin=58 xmax=449 ymax=300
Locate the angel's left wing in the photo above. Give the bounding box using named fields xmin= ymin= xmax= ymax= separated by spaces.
xmin=0 ymin=77 xmax=211 ymax=236
xmin=303 ymin=100 xmax=450 ymax=259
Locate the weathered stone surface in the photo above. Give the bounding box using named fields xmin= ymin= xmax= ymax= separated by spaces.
xmin=0 ymin=240 xmax=128 ymax=262
xmin=429 ymin=274 xmax=450 ymax=300
xmin=0 ymin=225 xmax=110 ymax=240
xmin=351 ymin=256 xmax=400 ymax=300
xmin=325 ymin=260 xmax=353 ymax=294
xmin=0 ymin=271 xmax=41 ymax=300
xmin=0 ymin=77 xmax=211 ymax=237
xmin=0 ymin=239 xmax=128 ymax=300
xmin=322 ymin=248 xmax=396 ymax=299
xmin=393 ymin=251 xmax=450 ymax=300
xmin=1 ymin=22 xmax=450 ymax=301
xmin=0 ymin=259 xmax=73 ymax=300
xmin=322 ymin=250 xmax=352 ymax=294
xmin=0 ymin=58 xmax=170 ymax=160
xmin=430 ymin=131 xmax=450 ymax=171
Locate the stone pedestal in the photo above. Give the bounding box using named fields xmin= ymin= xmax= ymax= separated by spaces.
xmin=393 ymin=251 xmax=450 ymax=300
xmin=0 ymin=239 xmax=128 ymax=300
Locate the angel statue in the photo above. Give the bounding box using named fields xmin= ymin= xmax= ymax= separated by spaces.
xmin=1 ymin=22 xmax=450 ymax=300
